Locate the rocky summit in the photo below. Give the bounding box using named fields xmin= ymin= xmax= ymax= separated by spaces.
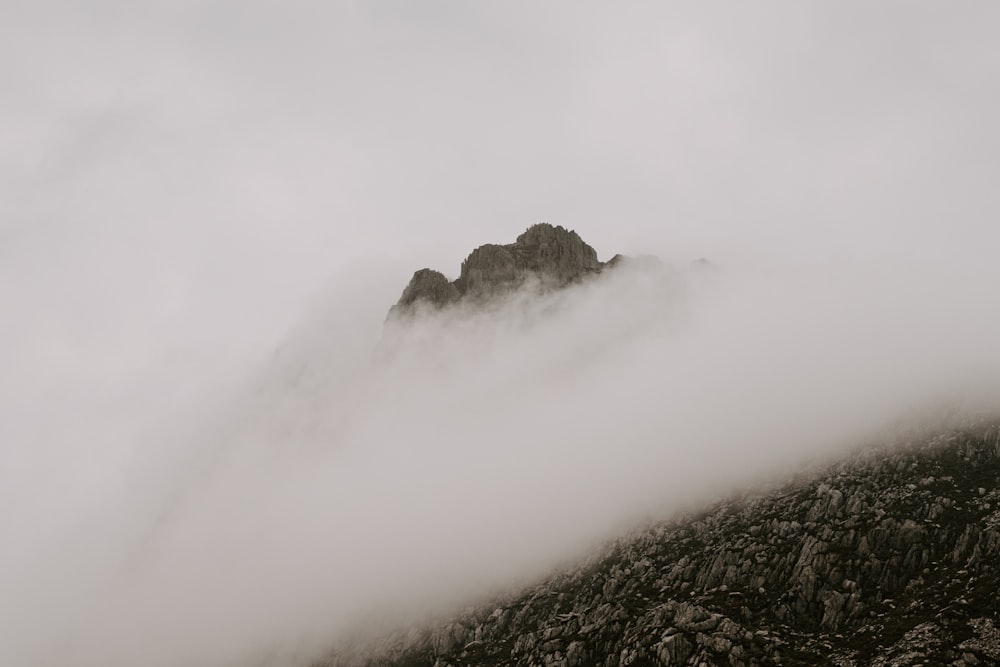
xmin=320 ymin=422 xmax=1000 ymax=667
xmin=388 ymin=224 xmax=615 ymax=319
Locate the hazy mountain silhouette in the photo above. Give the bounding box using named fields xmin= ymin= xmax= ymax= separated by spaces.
xmin=312 ymin=227 xmax=1000 ymax=667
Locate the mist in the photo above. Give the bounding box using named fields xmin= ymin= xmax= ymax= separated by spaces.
xmin=3 ymin=1 xmax=1000 ymax=666
xmin=3 ymin=253 xmax=999 ymax=667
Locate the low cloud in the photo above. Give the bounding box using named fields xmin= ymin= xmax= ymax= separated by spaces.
xmin=3 ymin=250 xmax=998 ymax=667
xmin=3 ymin=3 xmax=999 ymax=665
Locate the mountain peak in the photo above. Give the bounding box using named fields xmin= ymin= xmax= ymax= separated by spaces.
xmin=389 ymin=224 xmax=609 ymax=319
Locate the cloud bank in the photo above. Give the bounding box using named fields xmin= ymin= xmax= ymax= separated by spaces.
xmin=3 ymin=250 xmax=1000 ymax=667
xmin=2 ymin=2 xmax=1000 ymax=666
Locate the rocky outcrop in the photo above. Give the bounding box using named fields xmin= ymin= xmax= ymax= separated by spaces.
xmin=388 ymin=224 xmax=609 ymax=319
xmin=394 ymin=269 xmax=460 ymax=310
xmin=320 ymin=422 xmax=1000 ymax=667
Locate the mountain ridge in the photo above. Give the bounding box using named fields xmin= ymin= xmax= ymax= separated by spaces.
xmin=360 ymin=226 xmax=1000 ymax=666
xmin=388 ymin=224 xmax=628 ymax=319
xmin=319 ymin=421 xmax=1000 ymax=667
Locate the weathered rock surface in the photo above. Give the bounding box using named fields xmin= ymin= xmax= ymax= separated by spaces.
xmin=320 ymin=422 xmax=1000 ymax=666
xmin=388 ymin=224 xmax=610 ymax=319
xmin=395 ymin=269 xmax=460 ymax=310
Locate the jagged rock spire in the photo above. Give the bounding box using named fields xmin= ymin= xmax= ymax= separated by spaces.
xmin=388 ymin=223 xmax=612 ymax=319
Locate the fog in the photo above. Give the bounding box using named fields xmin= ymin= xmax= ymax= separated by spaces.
xmin=2 ymin=2 xmax=1000 ymax=666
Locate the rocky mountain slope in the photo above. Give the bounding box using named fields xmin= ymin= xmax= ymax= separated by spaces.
xmin=320 ymin=422 xmax=1000 ymax=667
xmin=355 ymin=226 xmax=1000 ymax=665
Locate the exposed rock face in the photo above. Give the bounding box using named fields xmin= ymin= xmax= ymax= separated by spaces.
xmin=389 ymin=224 xmax=608 ymax=318
xmin=320 ymin=423 xmax=1000 ymax=667
xmin=395 ymin=269 xmax=460 ymax=310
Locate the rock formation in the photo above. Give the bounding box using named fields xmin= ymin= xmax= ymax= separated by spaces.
xmin=319 ymin=422 xmax=1000 ymax=666
xmin=388 ymin=224 xmax=609 ymax=319
xmin=362 ymin=227 xmax=1000 ymax=665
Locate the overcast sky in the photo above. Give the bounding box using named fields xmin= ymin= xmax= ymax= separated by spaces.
xmin=4 ymin=1 xmax=999 ymax=396
xmin=2 ymin=3 xmax=1000 ymax=666
xmin=5 ymin=2 xmax=1000 ymax=261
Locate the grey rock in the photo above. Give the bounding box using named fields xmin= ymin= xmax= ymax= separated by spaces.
xmin=388 ymin=223 xmax=616 ymax=319
xmin=389 ymin=268 xmax=459 ymax=316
